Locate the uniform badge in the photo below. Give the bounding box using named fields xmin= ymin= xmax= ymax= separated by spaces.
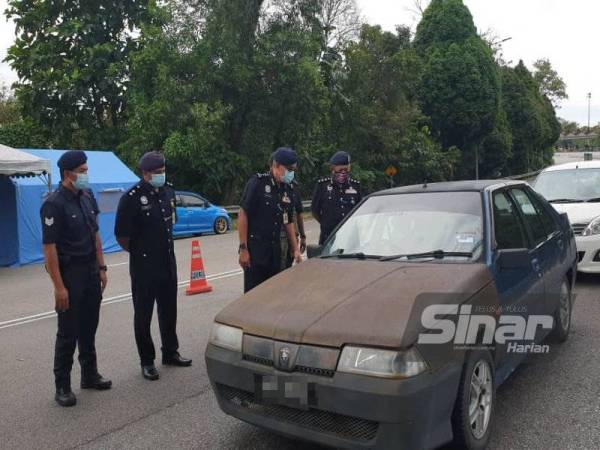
xmin=265 ymin=185 xmax=271 ymax=193
xmin=345 ymin=188 xmax=357 ymax=194
xmin=282 ymin=193 xmax=291 ymax=204
xmin=140 ymin=196 xmax=148 ymax=205
xmin=327 ymin=185 xmax=333 ymax=192
xmin=44 ymin=217 xmax=54 ymax=227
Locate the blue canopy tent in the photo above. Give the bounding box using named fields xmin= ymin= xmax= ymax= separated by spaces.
xmin=0 ymin=149 xmax=139 ymax=266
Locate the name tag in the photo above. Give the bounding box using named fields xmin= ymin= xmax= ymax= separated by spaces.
xmin=345 ymin=188 xmax=357 ymax=194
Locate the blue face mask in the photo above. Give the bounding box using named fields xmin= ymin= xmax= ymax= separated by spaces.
xmin=73 ymin=173 xmax=89 ymax=190
xmin=282 ymin=169 xmax=295 ymax=185
xmin=150 ymin=173 xmax=166 ymax=188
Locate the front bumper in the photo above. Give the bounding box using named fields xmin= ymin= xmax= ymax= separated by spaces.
xmin=575 ymin=235 xmax=600 ymax=273
xmin=205 ymin=343 xmax=462 ymax=450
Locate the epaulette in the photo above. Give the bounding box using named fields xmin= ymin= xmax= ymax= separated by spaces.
xmin=350 ymin=178 xmax=360 ymax=184
xmin=256 ymin=172 xmax=270 ymax=179
xmin=166 ymin=181 xmax=174 ymax=187
xmin=128 ymin=184 xmax=142 ymax=197
xmin=318 ymin=177 xmax=330 ymax=183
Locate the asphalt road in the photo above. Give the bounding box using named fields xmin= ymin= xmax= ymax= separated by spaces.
xmin=1 ymin=219 xmax=599 ymax=450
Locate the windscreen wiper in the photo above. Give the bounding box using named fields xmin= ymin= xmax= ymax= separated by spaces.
xmin=379 ymin=250 xmax=473 ymax=262
xmin=586 ymin=197 xmax=600 ymax=203
xmin=320 ymin=252 xmax=381 ymax=260
xmin=548 ymin=198 xmax=582 ymax=204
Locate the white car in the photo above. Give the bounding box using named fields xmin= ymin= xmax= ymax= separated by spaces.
xmin=534 ymin=160 xmax=600 ymax=273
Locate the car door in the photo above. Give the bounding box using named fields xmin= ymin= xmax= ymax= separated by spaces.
xmin=181 ymin=194 xmax=210 ymax=233
xmin=511 ymin=186 xmax=564 ymax=318
xmin=173 ymin=194 xmax=188 ymax=235
xmin=490 ymin=189 xmax=545 ymax=379
xmin=506 ymin=188 xmax=550 ymax=320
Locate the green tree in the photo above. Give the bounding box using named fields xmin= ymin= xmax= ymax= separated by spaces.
xmin=415 ymin=0 xmax=501 ymax=179
xmin=5 ymin=0 xmax=153 ymax=149
xmin=502 ymin=61 xmax=560 ymax=174
xmin=533 ymin=58 xmax=568 ymax=107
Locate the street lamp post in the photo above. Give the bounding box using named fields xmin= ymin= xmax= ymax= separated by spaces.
xmin=588 ymin=93 xmax=592 ymax=133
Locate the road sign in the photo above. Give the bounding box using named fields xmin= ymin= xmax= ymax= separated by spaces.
xmin=385 ymin=165 xmax=398 ymax=178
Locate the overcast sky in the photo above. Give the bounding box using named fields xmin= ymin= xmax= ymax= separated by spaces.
xmin=1 ymin=0 xmax=598 ymax=125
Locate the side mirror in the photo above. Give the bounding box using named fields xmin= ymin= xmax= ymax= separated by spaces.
xmin=307 ymin=244 xmax=323 ymax=259
xmin=496 ymin=248 xmax=530 ymax=270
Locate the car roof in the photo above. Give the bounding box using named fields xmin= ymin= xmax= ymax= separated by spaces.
xmin=371 ymin=180 xmax=527 ymax=196
xmin=540 ymin=160 xmax=600 ymax=172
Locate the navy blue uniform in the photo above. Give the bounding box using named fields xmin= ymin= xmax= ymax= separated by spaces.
xmin=311 ymin=177 xmax=362 ymax=245
xmin=114 ymin=180 xmax=179 ymax=366
xmin=240 ymin=172 xmax=295 ymax=292
xmin=41 ymin=185 xmax=101 ymax=389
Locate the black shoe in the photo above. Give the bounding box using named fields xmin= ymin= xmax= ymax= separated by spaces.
xmin=162 ymin=352 xmax=192 ymax=367
xmin=142 ymin=365 xmax=160 ymax=381
xmin=81 ymin=374 xmax=112 ymax=390
xmin=55 ymin=388 xmax=76 ymax=407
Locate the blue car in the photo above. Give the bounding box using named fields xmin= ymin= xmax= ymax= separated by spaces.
xmin=206 ymin=180 xmax=577 ymax=450
xmin=173 ymin=191 xmax=232 ymax=237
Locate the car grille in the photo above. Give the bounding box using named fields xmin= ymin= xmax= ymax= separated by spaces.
xmin=572 ymin=223 xmax=589 ymax=236
xmin=242 ymin=355 xmax=335 ymax=378
xmin=217 ymin=384 xmax=379 ymax=442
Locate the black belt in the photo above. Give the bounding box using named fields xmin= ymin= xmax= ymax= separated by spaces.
xmin=249 ymin=233 xmax=278 ymax=243
xmin=59 ymin=253 xmax=97 ymax=266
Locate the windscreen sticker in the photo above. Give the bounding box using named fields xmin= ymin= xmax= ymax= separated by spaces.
xmin=456 ymin=234 xmax=475 ymax=244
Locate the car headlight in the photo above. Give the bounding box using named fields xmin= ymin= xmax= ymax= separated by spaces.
xmin=209 ymin=323 xmax=243 ymax=352
xmin=583 ymin=216 xmax=600 ymax=236
xmin=337 ymin=346 xmax=427 ymax=379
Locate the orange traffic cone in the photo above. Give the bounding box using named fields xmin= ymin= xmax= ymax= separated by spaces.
xmin=186 ymin=240 xmax=213 ymax=295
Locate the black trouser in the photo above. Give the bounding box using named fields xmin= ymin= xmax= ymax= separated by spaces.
xmin=131 ymin=275 xmax=179 ymax=366
xmin=54 ymin=259 xmax=102 ymax=389
xmin=244 ymin=238 xmax=282 ymax=293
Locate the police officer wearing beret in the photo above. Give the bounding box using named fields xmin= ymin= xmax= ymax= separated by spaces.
xmin=238 ymin=147 xmax=303 ymax=292
xmin=114 ymin=151 xmax=192 ymax=381
xmin=312 ymin=151 xmax=362 ymax=245
xmin=41 ymin=150 xmax=112 ymax=407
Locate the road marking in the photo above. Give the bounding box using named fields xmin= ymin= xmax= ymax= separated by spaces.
xmin=107 ymin=261 xmax=129 ymax=268
xmin=0 ymin=268 xmax=243 ymax=332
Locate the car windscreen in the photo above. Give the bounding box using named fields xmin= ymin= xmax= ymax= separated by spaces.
xmin=534 ymin=168 xmax=600 ymax=202
xmin=321 ymin=191 xmax=484 ymax=261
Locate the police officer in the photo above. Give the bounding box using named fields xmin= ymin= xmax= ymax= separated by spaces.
xmin=238 ymin=147 xmax=303 ymax=292
xmin=41 ymin=150 xmax=112 ymax=407
xmin=114 ymin=151 xmax=192 ymax=381
xmin=280 ymin=180 xmax=306 ymax=270
xmin=312 ymin=151 xmax=362 ymax=245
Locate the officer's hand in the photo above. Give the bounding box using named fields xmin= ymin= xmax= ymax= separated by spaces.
xmin=300 ymin=237 xmax=307 ymax=254
xmin=293 ymin=249 xmax=303 ymax=265
xmin=100 ymin=270 xmax=108 ymax=293
xmin=55 ymin=287 xmax=69 ymax=313
xmin=239 ymin=249 xmax=251 ymax=269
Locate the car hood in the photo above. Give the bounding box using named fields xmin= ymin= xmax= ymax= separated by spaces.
xmin=216 ymin=259 xmax=493 ymax=349
xmin=551 ymin=202 xmax=600 ymax=224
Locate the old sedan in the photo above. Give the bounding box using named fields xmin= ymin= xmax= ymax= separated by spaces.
xmin=205 ymin=181 xmax=576 ymax=450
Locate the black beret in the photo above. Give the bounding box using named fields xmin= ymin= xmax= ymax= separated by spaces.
xmin=329 ymin=151 xmax=350 ymax=166
xmin=272 ymin=147 xmax=298 ymax=166
xmin=139 ymin=151 xmax=165 ymax=172
xmin=57 ymin=150 xmax=87 ymax=171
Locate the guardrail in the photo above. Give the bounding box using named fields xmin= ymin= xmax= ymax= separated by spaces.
xmin=223 ymin=172 xmax=540 ymax=217
xmin=224 ymin=200 xmax=312 ymax=217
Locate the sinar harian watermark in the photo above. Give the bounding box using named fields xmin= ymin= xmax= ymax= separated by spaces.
xmin=418 ymin=305 xmax=553 ymax=354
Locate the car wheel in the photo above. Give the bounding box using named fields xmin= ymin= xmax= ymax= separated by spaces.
xmin=451 ymin=351 xmax=495 ymax=450
xmin=214 ymin=217 xmax=228 ymax=235
xmin=549 ymin=278 xmax=571 ymax=343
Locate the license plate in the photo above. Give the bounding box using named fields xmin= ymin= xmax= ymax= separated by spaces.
xmin=254 ymin=374 xmax=317 ymax=410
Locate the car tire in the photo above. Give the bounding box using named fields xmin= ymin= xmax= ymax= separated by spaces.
xmin=214 ymin=217 xmax=228 ymax=235
xmin=451 ymin=350 xmax=495 ymax=450
xmin=548 ymin=278 xmax=572 ymax=343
